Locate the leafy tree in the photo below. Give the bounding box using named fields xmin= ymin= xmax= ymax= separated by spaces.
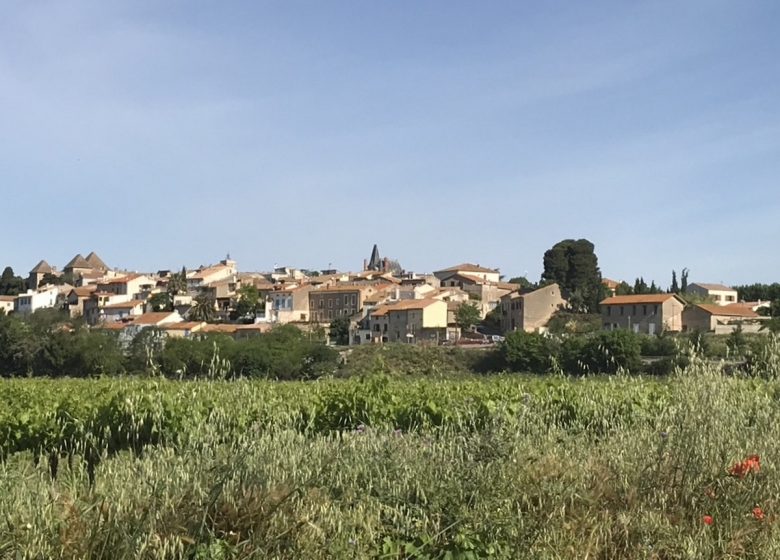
xmin=726 ymin=325 xmax=748 ymax=357
xmin=670 ymin=270 xmax=679 ymax=294
xmin=39 ymin=272 xmax=65 ymax=287
xmin=615 ymin=281 xmax=633 ymax=296
xmin=329 ymin=316 xmax=351 ymax=345
xmin=577 ymin=330 xmax=642 ymax=374
xmin=190 ymin=293 xmax=216 ymax=322
xmin=541 ymin=239 xmax=604 ymax=313
xmin=735 ymin=283 xmax=780 ymax=303
xmin=149 ymin=292 xmax=172 ymax=312
xmin=232 ymin=285 xmax=260 ymax=320
xmin=0 ymin=267 xmax=26 ymax=296
xmin=455 ymin=302 xmax=481 ymax=332
xmin=500 ymin=331 xmax=558 ymax=373
xmin=482 ymin=306 xmax=503 ymax=333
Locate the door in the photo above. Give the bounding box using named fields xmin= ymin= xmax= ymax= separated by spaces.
xmin=648 ymin=323 xmax=656 ymax=336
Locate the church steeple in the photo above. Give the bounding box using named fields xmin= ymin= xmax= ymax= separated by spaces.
xmin=367 ymin=244 xmax=381 ymax=271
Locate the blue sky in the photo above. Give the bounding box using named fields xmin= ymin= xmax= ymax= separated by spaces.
xmin=2 ymin=1 xmax=778 ymax=286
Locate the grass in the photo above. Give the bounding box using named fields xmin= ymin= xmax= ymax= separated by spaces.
xmin=2 ymin=354 xmax=780 ymax=558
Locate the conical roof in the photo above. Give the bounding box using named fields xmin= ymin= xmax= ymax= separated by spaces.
xmin=85 ymin=251 xmax=109 ymax=271
xmin=368 ymin=244 xmax=381 ymax=270
xmin=30 ymin=259 xmax=53 ymax=274
xmin=64 ymin=254 xmax=91 ymax=270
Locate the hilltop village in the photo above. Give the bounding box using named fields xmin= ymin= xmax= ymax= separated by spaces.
xmin=0 ymin=243 xmax=773 ymax=346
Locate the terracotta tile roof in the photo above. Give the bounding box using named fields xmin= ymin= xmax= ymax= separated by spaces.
xmin=30 ymin=259 xmax=53 ymax=274
xmin=690 ymin=282 xmax=735 ymax=292
xmin=160 ymin=321 xmax=205 ymax=331
xmin=693 ymin=304 xmax=761 ymax=318
xmin=437 ymin=263 xmax=498 ymax=274
xmin=103 ymin=273 xmax=148 ymax=285
xmin=192 ymin=265 xmax=231 ymax=280
xmin=70 ymin=286 xmax=97 ymax=298
xmin=132 ymin=312 xmax=179 ymax=325
xmin=601 ymin=294 xmax=680 ymax=305
xmin=200 ymin=324 xmax=239 ymax=334
xmin=96 ymin=321 xmax=132 ymax=330
xmin=371 ymin=298 xmax=440 ymax=316
xmin=311 ymin=285 xmax=366 ymax=294
xmin=0 ymin=295 xmax=15 ymax=302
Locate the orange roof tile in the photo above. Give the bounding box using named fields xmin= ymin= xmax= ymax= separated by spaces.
xmin=693 ymin=304 xmax=761 ymax=318
xmin=160 ymin=321 xmax=205 ymax=331
xmin=601 ymin=294 xmax=680 ymax=305
xmin=437 ymin=263 xmax=498 ymax=274
xmin=132 ymin=312 xmax=179 ymax=325
xmin=371 ymin=298 xmax=441 ymax=316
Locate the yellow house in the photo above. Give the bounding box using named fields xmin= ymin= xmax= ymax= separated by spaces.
xmin=369 ymin=299 xmax=448 ymax=344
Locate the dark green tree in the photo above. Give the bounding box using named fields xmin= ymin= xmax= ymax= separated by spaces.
xmin=329 ymin=316 xmax=351 ymax=345
xmin=681 ymin=268 xmax=689 ymax=294
xmin=455 ymin=302 xmax=481 ymax=331
xmin=39 ymin=272 xmax=65 ymax=287
xmin=508 ymin=276 xmax=535 ymax=290
xmin=615 ymin=281 xmax=633 ymax=296
xmin=149 ymin=292 xmax=172 ymax=312
xmin=541 ymin=239 xmax=603 ymax=313
xmin=232 ymin=285 xmax=260 ymax=321
xmin=0 ymin=267 xmax=26 ymax=296
xmin=670 ymin=270 xmax=679 ymax=294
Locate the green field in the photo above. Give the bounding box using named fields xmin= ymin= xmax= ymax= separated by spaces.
xmin=2 ymin=357 xmax=780 ymax=558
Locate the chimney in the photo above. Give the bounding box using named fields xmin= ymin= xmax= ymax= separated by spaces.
xmin=383 ymin=257 xmax=389 ymax=272
xmin=363 ymin=259 xmax=367 ymax=271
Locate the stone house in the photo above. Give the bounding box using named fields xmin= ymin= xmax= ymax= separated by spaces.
xmin=499 ymin=283 xmax=567 ymax=333
xmin=682 ymin=304 xmax=769 ymax=334
xmin=687 ymin=283 xmax=738 ymax=306
xmin=367 ymin=299 xmax=448 ymax=344
xmin=600 ymin=294 xmax=686 ymax=334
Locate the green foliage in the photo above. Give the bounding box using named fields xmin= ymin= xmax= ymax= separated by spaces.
xmin=329 ymin=316 xmax=350 ymax=345
xmin=574 ymin=329 xmax=643 ymax=374
xmin=148 ymin=291 xmax=172 ymax=312
xmin=735 ymin=282 xmax=780 ymax=303
xmin=455 ymin=302 xmax=480 ymax=331
xmin=545 ymin=311 xmax=602 ymax=334
xmin=7 ymin=358 xmax=780 ymax=557
xmin=0 ymin=266 xmax=26 ymax=296
xmin=499 ymin=331 xmax=558 ymax=373
xmin=190 ymin=293 xmax=216 ymax=322
xmin=232 ymin=285 xmax=260 ymax=320
xmin=507 ymin=276 xmax=535 ymax=290
xmin=541 ymin=238 xmax=604 ymax=313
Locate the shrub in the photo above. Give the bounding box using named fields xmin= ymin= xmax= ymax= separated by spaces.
xmin=499 ymin=331 xmax=559 ymax=373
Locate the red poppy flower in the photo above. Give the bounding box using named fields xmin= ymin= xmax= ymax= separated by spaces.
xmin=703 ymin=515 xmax=714 ymax=526
xmin=753 ymin=507 xmax=765 ymax=521
xmin=729 ymin=455 xmax=761 ymax=478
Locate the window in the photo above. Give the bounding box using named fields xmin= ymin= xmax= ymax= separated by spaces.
xmin=318 ymin=300 xmax=324 ymax=309
xmin=328 ymin=310 xmax=333 ymax=320
xmin=643 ymin=305 xmax=647 ymax=315
xmin=328 ymin=299 xmax=333 ymax=308
xmin=351 ymin=295 xmax=357 ymax=305
xmin=620 ymin=306 xmax=624 ymax=316
xmin=632 ymin=305 xmax=637 ymax=315
xmin=344 ymin=295 xmax=349 ymax=305
xmin=607 ymin=306 xmax=612 ymax=316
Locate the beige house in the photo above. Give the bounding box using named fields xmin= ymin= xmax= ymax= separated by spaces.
xmin=160 ymin=321 xmax=206 ymax=338
xmin=187 ymin=259 xmax=237 ymax=292
xmin=265 ymin=285 xmax=314 ymax=324
xmin=687 ymin=283 xmax=738 ymax=305
xmin=682 ymin=304 xmax=769 ymax=334
xmin=66 ymin=286 xmax=98 ymax=317
xmin=0 ymin=295 xmax=15 ymax=315
xmin=368 ymin=299 xmax=448 ymax=344
xmin=96 ymin=274 xmax=155 ymax=299
xmin=600 ymin=294 xmax=686 ymax=334
xmin=499 ymin=283 xmax=567 ymax=333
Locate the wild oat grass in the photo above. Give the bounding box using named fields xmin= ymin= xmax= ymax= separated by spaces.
xmin=2 ymin=350 xmax=780 ymax=558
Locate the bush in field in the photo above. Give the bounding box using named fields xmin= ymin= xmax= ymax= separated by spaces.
xmin=575 ymin=329 xmax=642 ymax=374
xmin=499 ymin=331 xmax=559 ymax=373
